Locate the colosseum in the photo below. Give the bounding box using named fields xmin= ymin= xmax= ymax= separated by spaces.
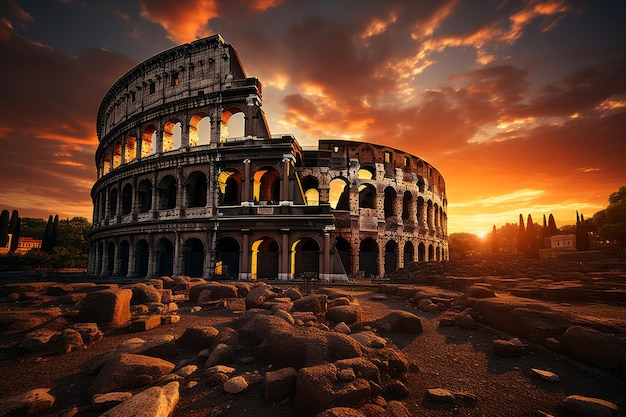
xmin=87 ymin=34 xmax=448 ymax=281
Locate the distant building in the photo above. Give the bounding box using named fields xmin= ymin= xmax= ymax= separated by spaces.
xmin=88 ymin=34 xmax=448 ymax=281
xmin=539 ymin=234 xmax=576 ymax=261
xmin=15 ymin=236 xmax=43 ymax=254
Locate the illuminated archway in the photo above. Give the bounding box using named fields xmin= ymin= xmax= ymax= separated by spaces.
xmin=189 ymin=113 xmax=211 ymax=146
xmin=254 ymin=167 xmax=280 ymax=203
xmin=218 ymin=169 xmax=242 ymax=204
xmin=329 ymin=177 xmax=349 ymax=210
xmin=162 ymin=120 xmax=182 ymax=152
xmin=251 ymin=237 xmax=279 ymax=279
xmin=141 ymin=125 xmax=156 ymax=158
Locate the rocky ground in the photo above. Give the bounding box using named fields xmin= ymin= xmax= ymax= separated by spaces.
xmin=0 ymin=257 xmax=625 ymax=417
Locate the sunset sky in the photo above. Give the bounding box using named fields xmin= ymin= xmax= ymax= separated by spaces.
xmin=0 ymin=0 xmax=624 ymax=236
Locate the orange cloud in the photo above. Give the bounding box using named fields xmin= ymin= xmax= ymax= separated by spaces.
xmin=139 ymin=0 xmax=217 ymax=43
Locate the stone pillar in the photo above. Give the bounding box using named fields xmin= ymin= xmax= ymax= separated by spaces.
xmin=176 ymin=166 xmax=184 ymax=210
xmin=377 ymin=238 xmax=384 ymax=278
xmin=281 ymin=154 xmax=295 ymax=203
xmin=239 ymin=230 xmax=250 ymax=280
xmin=112 ymin=241 xmax=121 ymax=276
xmin=151 ymin=173 xmax=159 ymax=213
xmin=181 ymin=120 xmax=190 ymax=148
xmin=146 ymin=235 xmax=156 ymax=278
xmin=279 ymin=230 xmax=290 ymax=280
xmin=173 ymin=231 xmax=181 ymax=277
xmin=322 ymin=232 xmax=331 ymax=281
xmin=100 ymin=241 xmax=109 ymax=277
xmin=154 ymin=128 xmax=163 ymax=154
xmin=127 ymin=241 xmax=136 ymax=277
xmin=243 ymin=159 xmax=251 ymax=203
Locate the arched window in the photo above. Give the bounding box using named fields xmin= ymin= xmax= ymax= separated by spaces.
xmin=358 ymin=184 xmax=376 ymax=209
xmin=384 ymin=187 xmax=396 ymax=219
xmin=329 ymin=178 xmax=349 ymax=210
xmin=186 ymin=171 xmax=207 ymax=208
xmin=162 ymin=120 xmax=182 ymax=152
xmin=121 ymin=183 xmax=133 ymax=215
xmin=189 ymin=113 xmax=211 ymax=146
xmin=254 ymin=167 xmax=280 ymax=203
xmin=141 ymin=126 xmax=156 ymax=158
xmin=218 ymin=169 xmax=242 ymax=204
xmin=137 ymin=179 xmax=152 ymax=213
xmin=158 ymin=176 xmax=177 ymax=209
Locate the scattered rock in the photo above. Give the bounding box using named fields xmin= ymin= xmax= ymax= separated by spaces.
xmin=0 ymin=388 xmax=55 ymax=416
xmin=492 ymin=339 xmax=524 ymax=357
xmin=265 ymin=367 xmax=297 ymax=401
xmin=560 ymin=395 xmax=618 ymax=417
xmin=426 ymin=388 xmax=455 ymax=403
xmin=223 ymin=376 xmax=249 ymax=394
xmin=77 ymin=289 xmax=132 ymax=329
xmin=375 ymin=310 xmax=423 ymax=334
xmin=91 ymin=392 xmax=133 ymax=409
xmin=334 ymin=322 xmax=351 ymax=334
xmin=100 ymin=381 xmax=179 ymax=417
xmin=177 ymin=326 xmax=219 ymax=350
xmin=530 ymin=368 xmax=560 ymax=382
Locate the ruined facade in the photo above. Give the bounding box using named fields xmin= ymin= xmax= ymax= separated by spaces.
xmin=88 ymin=34 xmax=447 ymax=281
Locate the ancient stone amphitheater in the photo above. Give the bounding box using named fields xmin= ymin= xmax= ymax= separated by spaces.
xmin=88 ymin=34 xmax=448 ymax=281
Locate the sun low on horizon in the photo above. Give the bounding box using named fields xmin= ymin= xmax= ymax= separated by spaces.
xmin=0 ymin=1 xmax=624 ymax=237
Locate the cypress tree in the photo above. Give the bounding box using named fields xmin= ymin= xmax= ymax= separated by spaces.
xmin=9 ymin=219 xmax=20 ymax=253
xmin=547 ymin=214 xmax=558 ymax=236
xmin=517 ymin=214 xmax=526 ymax=254
xmin=491 ymin=225 xmax=499 ymax=253
xmin=52 ymin=215 xmax=59 ymax=249
xmin=526 ymin=214 xmax=539 ymax=259
xmin=8 ymin=210 xmax=20 ymax=253
xmin=41 ymin=215 xmax=54 ymax=252
xmin=0 ymin=210 xmax=9 ymax=247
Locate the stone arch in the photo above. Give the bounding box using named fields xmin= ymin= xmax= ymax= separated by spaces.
xmin=384 ymin=186 xmax=396 ymax=219
xmin=125 ymin=135 xmax=137 ymax=163
xmin=427 ymin=200 xmax=434 ymax=229
xmin=102 ymin=147 xmax=112 ymax=176
xmin=189 ymin=113 xmax=211 ymax=146
xmin=216 ymin=236 xmax=240 ymax=279
xmin=402 ymin=191 xmax=413 ymax=221
xmin=428 ymin=244 xmax=435 ymax=262
xmin=183 ymin=237 xmax=205 ymax=278
xmin=141 ymin=125 xmax=156 ymax=158
xmin=254 ymin=166 xmax=280 ymax=203
xmin=417 ymin=196 xmax=425 ymax=226
xmin=418 ymin=242 xmax=426 ymax=262
xmin=109 ymin=188 xmax=118 ymax=216
xmin=417 ymin=176 xmax=425 ymax=193
xmin=358 ymin=165 xmax=375 ymax=180
xmin=404 ymin=241 xmax=415 ymax=266
xmin=162 ymin=120 xmax=182 ymax=152
xmin=157 ymin=238 xmax=174 ymax=277
xmin=358 ymin=184 xmax=376 ymax=209
xmin=335 ymin=237 xmax=351 ymax=275
xmin=186 ymin=171 xmax=207 ymax=208
xmin=135 ymin=239 xmax=149 ymax=278
xmin=137 ymin=179 xmax=152 ymax=213
xmin=113 ymin=141 xmax=122 ymax=169
xmin=384 ymin=240 xmax=398 ymax=276
xmin=434 ymin=203 xmax=439 ymax=228
xmin=251 ymin=237 xmax=279 ymax=279
xmin=221 ymin=107 xmax=245 ymax=142
xmin=329 ymin=177 xmax=349 ymax=210
xmin=292 ymin=237 xmax=320 ymax=278
xmin=218 ymin=169 xmax=242 ymax=205
xmin=359 ymin=238 xmax=378 ymax=278
xmin=158 ymin=175 xmax=177 ymax=209
xmin=121 ymin=183 xmax=133 ymax=215
xmin=436 ymin=246 xmax=441 ymax=262
xmin=119 ymin=240 xmax=130 ymax=276
xmin=302 ymin=175 xmax=319 ymax=206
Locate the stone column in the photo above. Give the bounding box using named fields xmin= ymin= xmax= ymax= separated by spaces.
xmin=281 ymin=154 xmax=295 ymax=203
xmin=322 ymin=232 xmax=331 ymax=281
xmin=146 ymin=235 xmax=155 ymax=278
xmin=279 ymin=230 xmax=290 ymax=280
xmin=243 ymin=159 xmax=251 ymax=203
xmin=127 ymin=241 xmax=136 ymax=277
xmin=173 ymin=231 xmax=181 ymax=277
xmin=239 ymin=230 xmax=250 ymax=280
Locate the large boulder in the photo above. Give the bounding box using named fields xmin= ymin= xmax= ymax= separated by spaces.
xmin=245 ymin=284 xmax=278 ymax=309
xmin=0 ymin=388 xmax=55 ymax=416
xmin=177 ymin=326 xmax=219 ymax=351
xmin=293 ymin=294 xmax=328 ymax=317
xmin=189 ymin=282 xmax=239 ymax=304
xmin=78 ymin=289 xmax=132 ymax=329
xmin=89 ymin=353 xmax=175 ymax=395
xmin=295 ymin=363 xmax=371 ymax=417
xmin=265 ymin=367 xmax=298 ymax=401
xmin=326 ymin=305 xmax=362 ymax=325
xmin=560 ymin=395 xmax=618 ymax=417
xmin=100 ymin=381 xmax=180 ymax=417
xmin=562 ymin=326 xmax=626 ymax=370
xmin=129 ymin=283 xmax=162 ymax=304
xmin=375 ymin=310 xmax=423 ymax=334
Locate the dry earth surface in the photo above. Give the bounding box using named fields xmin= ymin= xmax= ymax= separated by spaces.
xmin=1 ymin=258 xmax=625 ymax=417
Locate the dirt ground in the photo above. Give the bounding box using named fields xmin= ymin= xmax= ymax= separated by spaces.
xmin=1 ymin=286 xmax=625 ymax=417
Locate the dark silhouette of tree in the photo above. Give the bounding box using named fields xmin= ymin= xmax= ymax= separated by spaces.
xmin=490 ymin=225 xmax=499 ymax=253
xmin=517 ymin=214 xmax=526 ymax=254
xmin=41 ymin=215 xmax=54 ymax=253
xmin=526 ymin=214 xmax=539 ymax=259
xmin=52 ymin=215 xmax=59 ymax=248
xmin=539 ymin=214 xmax=548 ymax=249
xmin=547 ymin=214 xmax=558 ymax=236
xmin=575 ymin=211 xmax=590 ymax=251
xmin=9 ymin=220 xmax=20 ymax=253
xmin=0 ymin=210 xmax=9 ymax=247
xmin=8 ymin=210 xmax=20 ymax=253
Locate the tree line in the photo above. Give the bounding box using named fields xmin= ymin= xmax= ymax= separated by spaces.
xmin=0 ymin=209 xmax=91 ymax=269
xmin=449 ymin=185 xmax=626 ymax=260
